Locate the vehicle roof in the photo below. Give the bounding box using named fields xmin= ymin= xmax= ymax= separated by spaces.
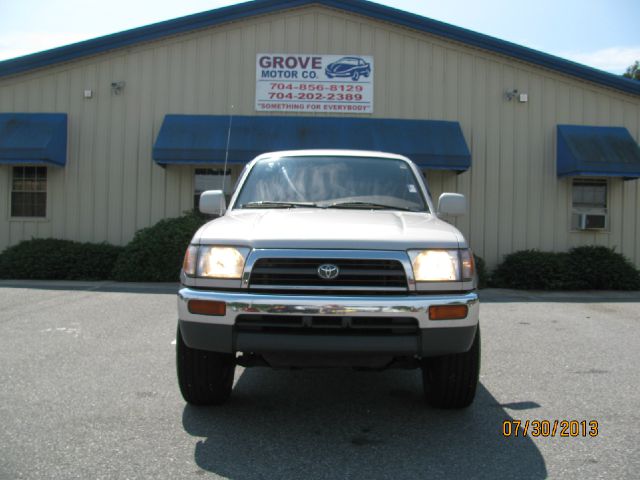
xmin=253 ymin=149 xmax=412 ymax=162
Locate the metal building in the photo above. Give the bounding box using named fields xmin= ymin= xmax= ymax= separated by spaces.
xmin=1 ymin=0 xmax=640 ymax=269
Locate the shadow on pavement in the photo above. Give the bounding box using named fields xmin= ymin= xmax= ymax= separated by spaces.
xmin=182 ymin=368 xmax=547 ymax=479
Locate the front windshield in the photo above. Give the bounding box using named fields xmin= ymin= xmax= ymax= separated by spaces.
xmin=234 ymin=156 xmax=428 ymax=212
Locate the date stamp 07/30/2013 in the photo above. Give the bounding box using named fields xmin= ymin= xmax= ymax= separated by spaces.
xmin=502 ymin=420 xmax=599 ymax=438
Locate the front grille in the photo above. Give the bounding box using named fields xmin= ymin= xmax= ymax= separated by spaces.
xmin=235 ymin=315 xmax=419 ymax=335
xmin=248 ymin=258 xmax=408 ymax=291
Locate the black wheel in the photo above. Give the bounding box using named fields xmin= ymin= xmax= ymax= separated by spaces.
xmin=176 ymin=325 xmax=235 ymax=405
xmin=352 ymin=71 xmax=360 ymax=81
xmin=421 ymin=326 xmax=480 ymax=409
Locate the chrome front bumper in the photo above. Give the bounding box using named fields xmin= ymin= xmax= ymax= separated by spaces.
xmin=178 ymin=288 xmax=479 ymax=329
xmin=177 ymin=288 xmax=479 ymax=358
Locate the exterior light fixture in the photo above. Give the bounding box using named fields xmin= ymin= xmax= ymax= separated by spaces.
xmin=111 ymin=81 xmax=126 ymax=95
xmin=505 ymin=89 xmax=519 ymax=101
xmin=505 ymin=89 xmax=528 ymax=102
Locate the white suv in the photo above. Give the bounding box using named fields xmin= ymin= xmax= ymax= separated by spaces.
xmin=177 ymin=150 xmax=480 ymax=408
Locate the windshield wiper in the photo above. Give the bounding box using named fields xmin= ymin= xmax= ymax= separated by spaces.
xmin=240 ymin=201 xmax=320 ymax=209
xmin=324 ymin=201 xmax=415 ymax=212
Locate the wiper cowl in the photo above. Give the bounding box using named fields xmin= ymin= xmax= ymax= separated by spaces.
xmin=240 ymin=201 xmax=319 ymax=209
xmin=325 ymin=201 xmax=415 ymax=212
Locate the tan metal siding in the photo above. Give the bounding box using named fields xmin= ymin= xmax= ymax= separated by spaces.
xmin=0 ymin=5 xmax=639 ymax=270
xmin=121 ymin=51 xmax=142 ymax=243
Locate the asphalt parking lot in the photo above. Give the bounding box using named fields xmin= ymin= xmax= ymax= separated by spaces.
xmin=1 ymin=281 xmax=639 ymax=479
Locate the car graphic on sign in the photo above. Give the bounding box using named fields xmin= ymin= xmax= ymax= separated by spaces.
xmin=325 ymin=57 xmax=371 ymax=81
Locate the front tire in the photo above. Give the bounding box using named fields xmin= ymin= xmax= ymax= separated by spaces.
xmin=176 ymin=325 xmax=235 ymax=405
xmin=421 ymin=326 xmax=480 ymax=409
xmin=352 ymin=71 xmax=360 ymax=81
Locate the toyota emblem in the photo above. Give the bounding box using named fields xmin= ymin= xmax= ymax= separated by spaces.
xmin=317 ymin=264 xmax=340 ymax=280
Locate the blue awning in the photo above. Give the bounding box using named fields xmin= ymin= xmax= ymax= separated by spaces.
xmin=0 ymin=113 xmax=67 ymax=167
xmin=153 ymin=115 xmax=471 ymax=171
xmin=557 ymin=125 xmax=640 ymax=179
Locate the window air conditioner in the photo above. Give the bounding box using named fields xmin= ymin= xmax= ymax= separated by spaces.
xmin=578 ymin=213 xmax=606 ymax=230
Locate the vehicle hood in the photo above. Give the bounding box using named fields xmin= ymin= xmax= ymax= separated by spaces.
xmin=193 ymin=209 xmax=465 ymax=250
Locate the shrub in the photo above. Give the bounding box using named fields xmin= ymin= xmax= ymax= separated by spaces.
xmin=0 ymin=239 xmax=123 ymax=280
xmin=491 ymin=249 xmax=569 ymax=290
xmin=111 ymin=210 xmax=208 ymax=282
xmin=565 ymin=246 xmax=640 ymax=290
xmin=491 ymin=247 xmax=640 ymax=290
xmin=473 ymin=254 xmax=488 ymax=289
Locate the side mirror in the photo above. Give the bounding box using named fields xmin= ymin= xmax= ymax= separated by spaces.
xmin=438 ymin=193 xmax=466 ymax=217
xmin=199 ymin=190 xmax=226 ymax=216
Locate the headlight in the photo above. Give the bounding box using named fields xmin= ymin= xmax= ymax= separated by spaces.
xmin=197 ymin=246 xmax=249 ymax=279
xmin=182 ymin=246 xmax=249 ymax=279
xmin=409 ymin=249 xmax=475 ymax=282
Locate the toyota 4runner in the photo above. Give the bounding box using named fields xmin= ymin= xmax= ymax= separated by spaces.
xmin=177 ymin=150 xmax=480 ymax=408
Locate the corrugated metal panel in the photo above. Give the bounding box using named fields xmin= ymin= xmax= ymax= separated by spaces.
xmin=0 ymin=5 xmax=639 ymax=270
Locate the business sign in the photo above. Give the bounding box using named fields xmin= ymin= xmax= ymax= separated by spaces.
xmin=256 ymin=54 xmax=374 ymax=113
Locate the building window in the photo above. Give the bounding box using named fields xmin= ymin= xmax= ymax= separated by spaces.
xmin=194 ymin=168 xmax=231 ymax=209
xmin=571 ymin=178 xmax=607 ymax=230
xmin=11 ymin=166 xmax=47 ymax=217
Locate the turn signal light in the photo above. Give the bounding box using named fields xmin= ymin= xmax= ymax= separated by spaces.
xmin=428 ymin=304 xmax=468 ymax=320
xmin=188 ymin=300 xmax=226 ymax=316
